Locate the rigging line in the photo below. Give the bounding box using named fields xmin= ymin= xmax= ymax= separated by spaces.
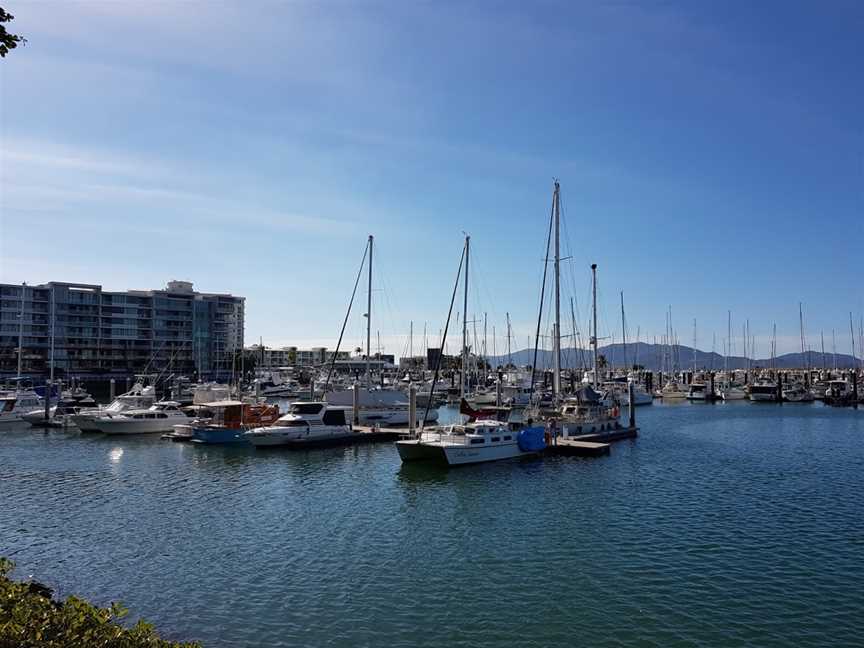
xmin=324 ymin=241 xmax=369 ymax=392
xmin=530 ymin=187 xmax=556 ymax=400
xmin=421 ymin=240 xmax=467 ymax=433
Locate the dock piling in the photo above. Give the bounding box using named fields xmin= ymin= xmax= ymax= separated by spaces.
xmin=109 ymin=378 xmax=116 ymax=401
xmin=408 ymin=383 xmax=416 ymax=435
xmin=352 ymin=382 xmax=360 ymax=426
xmin=628 ymin=381 xmax=636 ymax=428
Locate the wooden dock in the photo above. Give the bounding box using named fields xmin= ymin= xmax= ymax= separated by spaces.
xmin=544 ymin=425 xmax=639 ymax=457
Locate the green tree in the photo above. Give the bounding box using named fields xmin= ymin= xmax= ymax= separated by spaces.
xmin=0 ymin=7 xmax=26 ymax=57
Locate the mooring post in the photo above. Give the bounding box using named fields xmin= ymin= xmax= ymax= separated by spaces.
xmin=628 ymin=381 xmax=636 ymax=429
xmin=852 ymin=370 xmax=859 ymax=403
xmin=776 ymin=378 xmax=783 ymax=403
xmin=352 ymin=382 xmax=360 ymax=426
xmin=109 ymin=378 xmax=116 ymax=401
xmin=408 ymin=383 xmax=417 ymax=435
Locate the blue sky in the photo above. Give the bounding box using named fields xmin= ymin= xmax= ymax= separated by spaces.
xmin=1 ymin=1 xmax=862 ymax=359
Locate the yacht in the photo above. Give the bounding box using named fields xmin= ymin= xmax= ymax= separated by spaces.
xmin=396 ymin=420 xmax=545 ymax=466
xmin=719 ymin=384 xmax=748 ymax=400
xmin=0 ymin=390 xmax=44 ymax=426
xmin=823 ymin=379 xmax=856 ymax=406
xmin=325 ymin=388 xmax=438 ymax=426
xmin=601 ymin=379 xmax=653 ymax=406
xmin=245 ymin=402 xmax=355 ymax=447
xmin=91 ymin=402 xmax=190 ymax=435
xmin=70 ymin=384 xmax=157 ymax=432
xmin=554 ymin=387 xmax=623 ymax=437
xmin=782 ymin=383 xmax=815 ymax=403
xmin=189 ymin=400 xmax=281 ymax=444
xmin=22 ymin=398 xmax=90 ymax=428
xmin=749 ymin=381 xmax=779 ymax=402
xmin=686 ymin=381 xmax=711 ymax=401
xmin=660 ymin=381 xmax=688 ymax=399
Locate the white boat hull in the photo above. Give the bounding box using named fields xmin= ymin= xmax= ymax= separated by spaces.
xmin=396 ymin=438 xmax=531 ymax=466
xmin=92 ymin=418 xmax=179 ymax=434
xmin=245 ymin=425 xmax=356 ymax=447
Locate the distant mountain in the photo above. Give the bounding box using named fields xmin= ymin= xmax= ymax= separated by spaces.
xmin=488 ymin=342 xmax=860 ymax=371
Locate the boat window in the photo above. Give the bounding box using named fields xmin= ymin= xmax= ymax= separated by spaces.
xmin=291 ymin=403 xmax=324 ymax=415
xmin=491 ymin=437 xmax=500 ymax=442
xmin=470 ymin=438 xmax=485 ymax=445
xmin=503 ymin=436 xmax=511 ymax=441
xmin=2 ymin=401 xmax=15 ymax=412
xmin=283 ymin=420 xmax=310 ymax=427
xmin=322 ymin=409 xmax=346 ymax=426
xmin=155 ymin=413 xmax=167 ymax=419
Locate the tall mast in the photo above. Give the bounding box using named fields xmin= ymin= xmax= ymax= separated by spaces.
xmin=552 ymin=181 xmax=561 ymax=397
xmin=366 ymin=235 xmax=373 ymax=389
xmin=16 ymin=282 xmax=25 ymax=380
xmin=832 ymin=329 xmax=837 ymax=371
xmin=49 ymin=286 xmax=56 ymax=383
xmin=506 ymin=312 xmax=512 ymax=367
xmin=409 ymin=320 xmax=413 ymax=363
xmin=821 ymin=330 xmax=826 ymax=370
xmin=620 ymin=291 xmax=627 ymax=371
xmin=850 ymin=312 xmax=856 ymax=368
xmin=726 ymin=310 xmax=731 ymax=375
xmin=483 ymin=312 xmax=488 ymax=373
xmin=461 ymin=235 xmax=470 ymax=398
xmin=692 ymin=318 xmax=697 ymax=374
xmin=799 ymin=302 xmax=807 ymax=370
xmin=591 ymin=263 xmax=598 ymax=388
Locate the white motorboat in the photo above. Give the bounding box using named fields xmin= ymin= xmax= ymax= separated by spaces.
xmin=686 ymin=381 xmax=711 ymax=401
xmin=325 ymin=388 xmax=438 ymax=426
xmin=0 ymin=390 xmax=44 ymax=426
xmin=749 ymin=381 xmax=779 ymax=402
xmin=660 ymin=381 xmax=688 ymax=399
xmin=396 ymin=420 xmax=545 ymax=466
xmin=245 ymin=401 xmax=355 ymax=447
xmin=91 ymin=401 xmax=190 ymax=435
xmin=782 ymin=384 xmax=815 ymax=402
xmin=70 ymin=384 xmax=157 ymax=432
xmin=719 ymin=384 xmax=748 ymax=400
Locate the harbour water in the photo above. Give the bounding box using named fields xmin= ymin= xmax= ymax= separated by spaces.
xmin=2 ymin=402 xmax=862 ymax=647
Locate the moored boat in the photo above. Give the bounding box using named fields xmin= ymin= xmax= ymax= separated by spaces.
xmin=245 ymin=401 xmax=354 ymax=447
xmin=190 ymin=400 xmax=280 ymax=444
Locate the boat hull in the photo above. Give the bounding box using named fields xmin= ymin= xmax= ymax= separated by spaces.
xmin=245 ymin=425 xmax=356 ymax=448
xmin=396 ymin=438 xmax=534 ymax=466
xmin=190 ymin=426 xmax=248 ymax=445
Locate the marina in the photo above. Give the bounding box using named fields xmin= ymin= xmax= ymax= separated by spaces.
xmin=1 ymin=400 xmax=862 ymax=647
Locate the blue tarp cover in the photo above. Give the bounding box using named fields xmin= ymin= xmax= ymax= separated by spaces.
xmin=518 ymin=426 xmax=546 ymax=452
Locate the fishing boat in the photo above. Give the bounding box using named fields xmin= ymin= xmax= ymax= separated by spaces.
xmin=245 ymin=401 xmax=355 ymax=448
xmin=91 ymin=402 xmax=190 ymax=434
xmin=190 ymin=400 xmax=281 ymax=444
xmin=22 ymin=397 xmax=91 ymax=428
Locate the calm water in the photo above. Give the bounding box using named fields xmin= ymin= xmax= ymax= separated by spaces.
xmin=2 ymin=402 xmax=863 ymax=647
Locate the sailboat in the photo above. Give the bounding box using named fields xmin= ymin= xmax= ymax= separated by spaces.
xmin=396 ymin=235 xmax=546 ymax=466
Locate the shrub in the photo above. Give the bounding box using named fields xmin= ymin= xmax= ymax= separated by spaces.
xmin=0 ymin=557 xmax=200 ymax=647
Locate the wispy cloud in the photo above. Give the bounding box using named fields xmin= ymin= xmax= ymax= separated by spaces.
xmin=1 ymin=138 xmax=358 ymax=237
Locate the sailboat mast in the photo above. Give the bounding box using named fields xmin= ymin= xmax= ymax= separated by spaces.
xmin=620 ymin=291 xmax=627 ymax=371
xmin=16 ymin=282 xmax=25 ymax=380
xmin=850 ymin=312 xmax=856 ymax=368
xmin=726 ymin=310 xmax=731 ymax=375
xmin=821 ymin=330 xmax=826 ymax=370
xmin=506 ymin=312 xmax=512 ymax=367
xmin=409 ymin=320 xmax=413 ymax=362
xmin=692 ymin=318 xmax=697 ymax=374
xmin=461 ymin=235 xmax=470 ymax=398
xmin=366 ymin=235 xmax=373 ymax=389
xmin=552 ymin=181 xmax=561 ymax=397
xmin=49 ymin=286 xmax=56 ymax=383
xmin=591 ymin=263 xmax=598 ymax=388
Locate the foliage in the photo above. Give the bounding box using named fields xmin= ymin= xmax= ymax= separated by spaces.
xmin=0 ymin=558 xmax=200 ymax=648
xmin=0 ymin=7 xmax=26 ymax=57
